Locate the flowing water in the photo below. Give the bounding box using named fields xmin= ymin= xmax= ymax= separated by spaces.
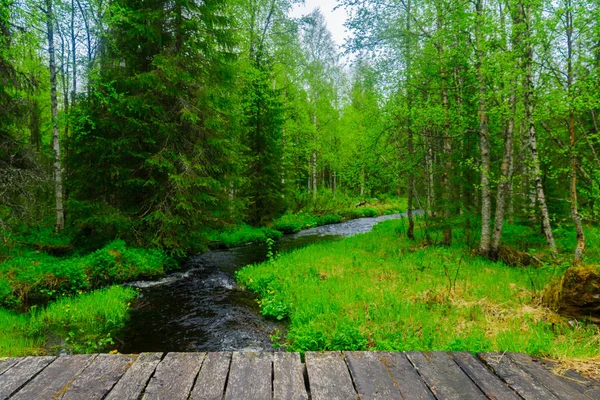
xmin=118 ymin=213 xmax=410 ymax=353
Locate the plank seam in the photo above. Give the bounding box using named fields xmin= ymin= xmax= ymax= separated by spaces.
xmin=185 ymin=352 xmax=206 ymax=400
xmin=302 ymin=361 xmax=312 ymax=400
xmin=0 ymin=359 xmax=19 ymax=378
xmin=404 ymin=352 xmax=439 ymax=398
xmin=451 ymin=353 xmax=525 ymax=400
xmin=477 ymin=353 xmax=552 ymax=400
xmin=340 ymin=352 xmax=360 ymax=398
xmin=136 ymin=352 xmax=167 ymax=400
xmin=99 ymin=353 xmax=140 ymax=400
xmin=219 ymin=353 xmax=233 ymax=400
xmin=3 ymin=357 xmax=57 ymax=399
xmin=505 ymin=353 xmax=595 ymax=400
xmin=54 ymin=354 xmax=99 ymax=399
xmin=271 ymin=354 xmax=275 ymax=400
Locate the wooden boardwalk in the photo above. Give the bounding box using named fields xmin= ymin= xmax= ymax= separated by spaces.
xmin=0 ymin=351 xmax=598 ymax=399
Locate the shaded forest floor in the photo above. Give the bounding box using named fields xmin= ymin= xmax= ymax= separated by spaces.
xmin=237 ymin=218 xmax=600 ymax=362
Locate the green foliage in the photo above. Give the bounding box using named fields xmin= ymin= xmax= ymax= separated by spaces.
xmin=271 ymin=212 xmax=319 ymax=233
xmin=0 ymin=240 xmax=174 ymax=307
xmin=0 ymin=286 xmax=137 ymax=356
xmin=237 ymin=219 xmax=600 ymax=357
xmin=68 ymin=0 xmax=240 ymax=253
xmin=208 ymin=225 xmax=283 ymax=248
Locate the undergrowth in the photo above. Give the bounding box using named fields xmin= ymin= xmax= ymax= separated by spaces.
xmin=237 ymin=219 xmax=600 ymax=358
xmin=0 ymin=286 xmax=137 ymax=357
xmin=0 ymin=239 xmax=175 ymax=308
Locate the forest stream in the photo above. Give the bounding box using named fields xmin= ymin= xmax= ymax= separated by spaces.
xmin=117 ymin=213 xmax=412 ymax=353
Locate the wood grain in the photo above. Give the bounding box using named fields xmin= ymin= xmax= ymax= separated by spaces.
xmin=273 ymin=352 xmax=308 ymax=400
xmin=191 ymin=352 xmax=232 ymax=400
xmin=60 ymin=353 xmax=134 ymax=400
xmin=224 ymin=352 xmax=273 ymax=400
xmin=105 ymin=353 xmax=163 ymax=400
xmin=305 ymin=352 xmax=358 ymax=400
xmin=143 ymin=352 xmax=205 ymax=400
xmin=10 ymin=355 xmax=95 ymax=400
xmin=407 ymin=351 xmax=487 ymax=400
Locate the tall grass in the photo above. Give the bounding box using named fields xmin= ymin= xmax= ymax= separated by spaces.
xmin=0 ymin=286 xmax=137 ymax=357
xmin=206 ymin=225 xmax=283 ymax=248
xmin=237 ymin=219 xmax=600 ymax=358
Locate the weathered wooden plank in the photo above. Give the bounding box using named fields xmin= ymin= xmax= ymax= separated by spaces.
xmin=143 ymin=352 xmax=205 ymax=400
xmin=105 ymin=353 xmax=163 ymax=400
xmin=10 ymin=354 xmax=96 ymax=400
xmin=507 ymin=353 xmax=591 ymax=400
xmin=450 ymin=352 xmax=521 ymax=400
xmin=0 ymin=358 xmax=23 ymax=376
xmin=0 ymin=357 xmax=55 ymax=400
xmin=59 ymin=353 xmax=134 ymax=400
xmin=479 ymin=352 xmax=561 ymax=400
xmin=406 ymin=351 xmax=487 ymax=400
xmin=379 ymin=352 xmax=435 ymax=400
xmin=273 ymin=352 xmax=308 ymax=400
xmin=224 ymin=352 xmax=273 ymax=400
xmin=190 ymin=352 xmax=232 ymax=400
xmin=345 ymin=352 xmax=402 ymax=400
xmin=305 ymin=352 xmax=358 ymax=400
xmin=535 ymin=358 xmax=600 ymax=400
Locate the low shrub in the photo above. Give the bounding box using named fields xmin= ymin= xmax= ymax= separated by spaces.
xmin=0 ymin=240 xmax=175 ymax=306
xmin=209 ymin=225 xmax=283 ymax=248
xmin=318 ymin=214 xmax=342 ymax=225
xmin=272 ymin=212 xmax=319 ymax=234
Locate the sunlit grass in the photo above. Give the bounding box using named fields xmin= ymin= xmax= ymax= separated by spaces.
xmin=237 ymin=219 xmax=600 ymax=358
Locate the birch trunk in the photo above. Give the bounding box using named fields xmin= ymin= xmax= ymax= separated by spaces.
xmin=405 ymin=0 xmax=415 ymax=240
xmin=490 ymin=90 xmax=515 ymax=259
xmin=476 ymin=0 xmax=491 ymax=256
xmin=312 ymin=150 xmax=317 ymax=200
xmin=491 ymin=8 xmax=520 ymax=259
xmin=566 ymin=3 xmax=585 ymax=264
xmin=437 ymin=2 xmax=452 ymax=245
xmin=521 ymin=1 xmax=557 ymax=257
xmin=426 ymin=137 xmax=435 ymax=217
xmin=46 ymin=0 xmax=65 ymax=231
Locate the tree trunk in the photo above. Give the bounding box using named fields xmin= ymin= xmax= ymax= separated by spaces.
xmin=437 ymin=2 xmax=452 ymax=245
xmin=490 ymin=89 xmax=515 ymax=259
xmin=46 ymin=0 xmax=65 ymax=232
xmin=521 ymin=1 xmax=556 ymax=257
xmin=476 ymin=0 xmax=491 ymax=256
xmin=426 ymin=137 xmax=435 ymax=217
xmin=565 ymin=2 xmax=585 ymax=264
xmin=491 ymin=6 xmax=520 ymax=259
xmin=405 ymin=0 xmax=415 ymax=240
xmin=312 ymin=150 xmax=317 ymax=200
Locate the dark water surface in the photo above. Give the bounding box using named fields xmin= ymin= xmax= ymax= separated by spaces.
xmin=118 ymin=213 xmax=409 ymax=353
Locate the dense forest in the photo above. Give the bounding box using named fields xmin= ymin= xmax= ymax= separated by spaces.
xmin=2 ymin=0 xmax=598 ymax=258
xmin=2 ymin=0 xmax=402 ymax=254
xmin=1 ymin=0 xmax=599 ymax=360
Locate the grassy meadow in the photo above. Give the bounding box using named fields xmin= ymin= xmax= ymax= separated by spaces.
xmin=237 ymin=218 xmax=600 ymax=359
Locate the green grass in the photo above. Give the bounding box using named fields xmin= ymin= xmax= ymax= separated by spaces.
xmin=0 ymin=286 xmax=137 ymax=357
xmin=0 ymin=239 xmax=175 ymax=307
xmin=236 ymin=219 xmax=600 ymax=358
xmin=271 ymin=196 xmax=407 ymax=234
xmin=207 ymin=225 xmax=283 ymax=248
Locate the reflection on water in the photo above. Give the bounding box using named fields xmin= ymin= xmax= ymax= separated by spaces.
xmin=118 ymin=213 xmax=411 ymax=353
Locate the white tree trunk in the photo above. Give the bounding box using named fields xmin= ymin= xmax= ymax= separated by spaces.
xmin=47 ymin=0 xmax=65 ymax=231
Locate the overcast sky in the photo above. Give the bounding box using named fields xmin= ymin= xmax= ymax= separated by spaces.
xmin=289 ymin=0 xmax=351 ymax=49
